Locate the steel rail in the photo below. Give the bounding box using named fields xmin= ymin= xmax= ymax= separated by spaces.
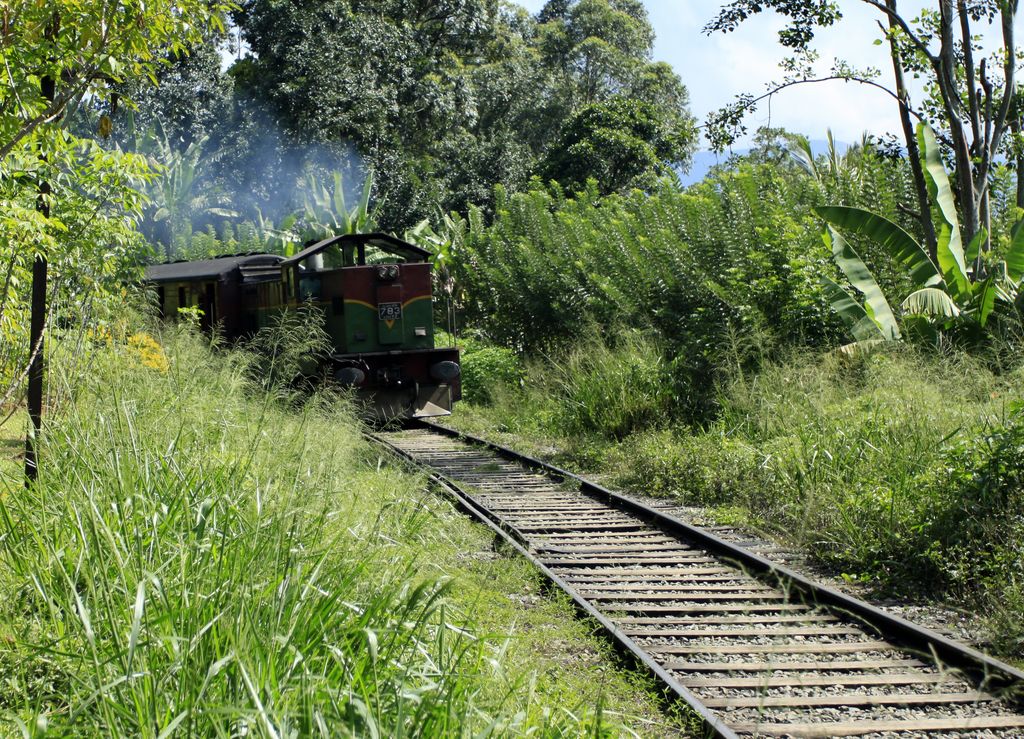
xmin=368 ymin=427 xmax=738 ymax=739
xmin=412 ymin=419 xmax=1024 ymax=695
xmin=368 ymin=419 xmax=1024 ymax=736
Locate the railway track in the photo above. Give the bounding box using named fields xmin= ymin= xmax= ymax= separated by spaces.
xmin=370 ymin=421 xmax=1024 ymax=738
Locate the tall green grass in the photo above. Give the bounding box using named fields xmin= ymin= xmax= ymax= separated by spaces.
xmin=548 ymin=334 xmax=673 ymax=441
xmin=443 ymin=332 xmax=671 ymax=443
xmin=709 ymin=350 xmax=1019 ymax=577
xmin=443 ymin=340 xmax=1024 ymax=658
xmin=0 ymin=327 xmax=673 ymax=736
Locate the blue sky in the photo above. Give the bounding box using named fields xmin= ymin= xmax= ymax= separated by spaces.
xmin=518 ymin=0 xmax=1011 ymax=150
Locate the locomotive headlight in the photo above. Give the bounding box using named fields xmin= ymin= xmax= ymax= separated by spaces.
xmin=376 ymin=264 xmax=400 ymax=281
xmin=429 ymin=361 xmax=460 ymax=382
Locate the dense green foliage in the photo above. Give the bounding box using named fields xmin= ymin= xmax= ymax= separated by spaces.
xmin=547 ymin=333 xmax=672 ymax=439
xmin=438 ymin=138 xmax=933 ymax=419
xmin=98 ymin=0 xmax=696 ymax=241
xmin=0 ymin=0 xmax=228 ymax=411
xmin=5 ymin=0 xmax=1024 ymax=714
xmin=818 ymin=125 xmax=1024 ymax=351
xmin=540 ymin=98 xmax=693 ymax=193
xmin=436 ymin=332 xmax=523 ymax=405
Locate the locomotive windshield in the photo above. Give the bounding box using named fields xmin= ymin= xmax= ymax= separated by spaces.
xmin=283 ymin=233 xmax=431 ymax=273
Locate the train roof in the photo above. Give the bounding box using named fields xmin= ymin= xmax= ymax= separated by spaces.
xmin=144 ymin=254 xmax=285 ymax=284
xmin=282 ymin=233 xmax=431 ymax=267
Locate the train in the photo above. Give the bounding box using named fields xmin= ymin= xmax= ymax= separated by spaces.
xmin=144 ymin=232 xmax=461 ymax=419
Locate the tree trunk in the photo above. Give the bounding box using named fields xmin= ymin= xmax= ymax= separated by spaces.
xmin=1015 ymin=115 xmax=1024 ymax=210
xmin=885 ymin=0 xmax=936 ymax=260
xmin=933 ymin=1 xmax=982 ymax=265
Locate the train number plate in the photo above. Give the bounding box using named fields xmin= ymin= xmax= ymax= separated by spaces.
xmin=378 ymin=302 xmax=402 ymax=321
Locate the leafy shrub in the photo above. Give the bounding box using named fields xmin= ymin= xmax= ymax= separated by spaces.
xmin=940 ymin=404 xmax=1024 ymax=532
xmin=89 ymin=323 xmax=170 ymax=373
xmin=919 ymin=405 xmax=1024 ymax=652
xmin=539 ymin=98 xmax=694 ymax=194
xmin=442 ymin=176 xmax=838 ymax=356
xmin=439 ymin=331 xmax=524 ymax=405
xmin=435 ymin=141 xmax=953 ymax=424
xmin=550 ymin=333 xmax=673 ymax=440
xmin=461 ymin=346 xmax=523 ymax=404
xmin=438 ymin=173 xmax=843 ymax=425
xmin=607 ymin=430 xmax=773 ymax=506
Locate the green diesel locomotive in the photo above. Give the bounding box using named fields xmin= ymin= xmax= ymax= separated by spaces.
xmin=144 ymin=233 xmax=461 ymax=419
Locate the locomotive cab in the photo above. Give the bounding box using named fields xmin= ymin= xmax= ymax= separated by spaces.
xmin=281 ymin=233 xmax=461 ymax=419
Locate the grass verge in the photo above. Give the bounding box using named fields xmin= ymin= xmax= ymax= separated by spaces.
xmin=0 ymin=326 xmax=688 ymax=736
xmin=441 ymin=341 xmax=1024 ymax=662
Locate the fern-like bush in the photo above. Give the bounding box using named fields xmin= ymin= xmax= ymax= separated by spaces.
xmin=436 ymin=144 xmax=930 ymax=423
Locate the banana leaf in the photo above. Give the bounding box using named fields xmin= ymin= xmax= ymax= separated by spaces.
xmin=357 ymin=172 xmax=374 ymax=220
xmin=820 ymin=275 xmax=889 ymax=343
xmin=965 ymin=227 xmax=987 ymax=268
xmin=918 ymin=124 xmax=970 ymax=301
xmin=901 ymin=314 xmax=939 ymax=345
xmin=815 ymin=205 xmax=938 ymax=288
xmin=1006 ymin=220 xmax=1024 ymax=283
xmin=825 ymin=228 xmax=901 ymax=340
xmin=975 ymin=276 xmax=997 ymax=327
xmin=332 ymin=171 xmax=348 ymax=224
xmin=901 ymin=288 xmax=960 ymax=318
xmin=996 ymin=279 xmax=1017 ymax=304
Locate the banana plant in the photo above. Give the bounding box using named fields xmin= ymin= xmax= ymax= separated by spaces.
xmin=818 ymin=123 xmax=1024 ymax=350
xmin=252 ymin=210 xmax=301 ymax=256
xmin=300 ymin=170 xmax=376 ymax=241
xmin=131 ymin=117 xmax=237 ymax=256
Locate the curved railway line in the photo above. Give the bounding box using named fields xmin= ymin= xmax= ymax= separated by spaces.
xmin=370 ymin=420 xmax=1024 ymax=738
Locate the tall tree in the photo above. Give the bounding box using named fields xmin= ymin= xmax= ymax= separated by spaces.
xmin=705 ymin=0 xmax=1020 ymax=265
xmin=536 ymin=0 xmax=689 ymax=117
xmin=230 ymin=0 xmax=695 ymax=226
xmin=540 ymin=97 xmax=694 ymax=193
xmin=118 ymin=33 xmax=235 ymax=148
xmin=0 ymin=1 xmax=230 ymax=160
xmin=231 ymin=0 xmax=500 ymax=226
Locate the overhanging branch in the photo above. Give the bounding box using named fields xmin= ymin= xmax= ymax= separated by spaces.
xmin=702 ymin=74 xmax=925 ymax=147
xmin=857 ymin=0 xmax=938 ymax=64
